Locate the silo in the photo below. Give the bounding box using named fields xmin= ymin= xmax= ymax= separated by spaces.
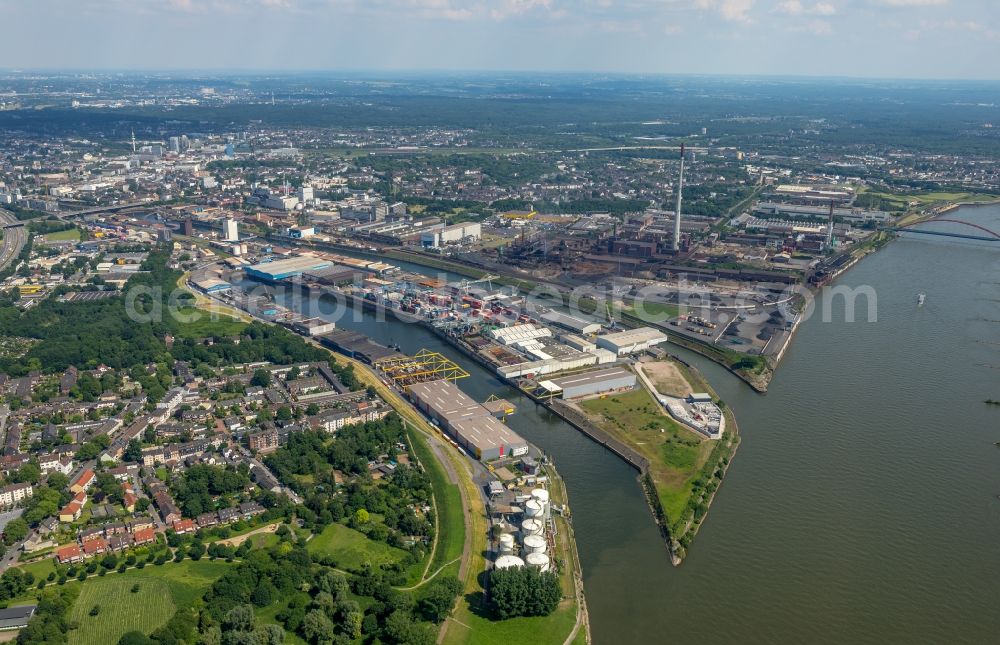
xmin=522 ymin=534 xmax=547 ymax=555
xmin=498 ymin=533 xmax=515 ymax=555
xmin=495 ymin=554 xmax=525 ymax=569
xmin=524 ymin=499 xmax=543 ymax=518
xmin=525 ymin=552 xmax=550 ymax=572
xmin=521 ymin=518 xmax=543 ymax=537
xmin=531 ymin=488 xmax=550 ymax=518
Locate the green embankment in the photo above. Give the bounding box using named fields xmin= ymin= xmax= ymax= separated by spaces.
xmin=405 ymin=425 xmax=465 ymax=574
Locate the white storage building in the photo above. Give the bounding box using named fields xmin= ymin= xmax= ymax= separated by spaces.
xmin=596 ymin=327 xmax=668 ymax=356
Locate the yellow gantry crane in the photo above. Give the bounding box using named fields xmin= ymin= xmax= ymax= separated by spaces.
xmin=374 ymin=348 xmax=470 ymax=386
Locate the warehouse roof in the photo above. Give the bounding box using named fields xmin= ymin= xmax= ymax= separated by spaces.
xmin=596 ymin=327 xmax=667 ymax=346
xmin=246 ymin=255 xmax=332 ymax=277
xmin=0 ymin=605 xmax=36 ymax=629
xmin=408 ymin=379 xmax=481 ymax=417
xmin=547 ymin=367 xmax=635 ymax=390
xmin=449 ymin=415 xmax=527 ymax=455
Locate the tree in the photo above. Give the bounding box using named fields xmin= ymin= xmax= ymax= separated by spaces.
xmin=418 ymin=576 xmax=462 ymax=623
xmin=12 ymin=463 xmax=41 ymax=485
xmin=46 ymin=472 xmax=69 ymax=491
xmin=124 ymin=438 xmax=143 ymax=462
xmin=119 ymin=631 xmax=153 ymax=645
xmin=251 ymin=369 xmax=272 ymax=387
xmin=301 ymin=608 xmax=335 ymax=643
xmin=353 ymin=508 xmax=370 ymax=525
xmin=383 ymin=610 xmax=434 ymax=645
xmin=488 ymin=567 xmax=561 ymax=619
xmin=2 ymin=518 xmax=28 ymax=545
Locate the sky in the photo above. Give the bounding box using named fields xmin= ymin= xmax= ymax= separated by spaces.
xmin=1 ymin=0 xmax=998 ymax=80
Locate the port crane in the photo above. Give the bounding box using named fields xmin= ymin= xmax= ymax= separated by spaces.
xmin=458 ymin=274 xmax=498 ymax=295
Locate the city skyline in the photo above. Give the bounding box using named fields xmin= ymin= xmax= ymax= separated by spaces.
xmin=1 ymin=0 xmax=999 ymax=80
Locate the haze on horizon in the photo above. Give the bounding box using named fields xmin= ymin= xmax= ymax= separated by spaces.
xmin=1 ymin=0 xmax=998 ymax=81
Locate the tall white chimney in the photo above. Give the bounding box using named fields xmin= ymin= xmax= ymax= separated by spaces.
xmin=673 ymin=143 xmax=685 ymax=252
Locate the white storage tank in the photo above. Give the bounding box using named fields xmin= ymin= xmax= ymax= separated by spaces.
xmin=524 ymin=499 xmax=543 ymax=518
xmin=495 ymin=555 xmax=525 ymax=570
xmin=523 ymin=534 xmax=547 ymax=555
xmin=521 ymin=518 xmax=543 ymax=537
xmin=498 ymin=533 xmax=515 ymax=554
xmin=531 ymin=488 xmax=550 ymax=517
xmin=525 ymin=552 xmax=550 ymax=572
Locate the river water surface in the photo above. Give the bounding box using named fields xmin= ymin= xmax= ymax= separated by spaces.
xmin=253 ymin=204 xmax=1000 ymax=644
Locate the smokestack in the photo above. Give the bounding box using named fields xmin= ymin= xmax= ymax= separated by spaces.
xmin=826 ymin=200 xmax=834 ymax=249
xmin=673 ymin=143 xmax=685 ymax=252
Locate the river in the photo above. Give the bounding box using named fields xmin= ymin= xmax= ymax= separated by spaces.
xmin=244 ymin=204 xmax=1000 ymax=644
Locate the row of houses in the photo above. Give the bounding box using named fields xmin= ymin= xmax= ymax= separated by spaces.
xmin=56 ymin=525 xmax=157 ymax=563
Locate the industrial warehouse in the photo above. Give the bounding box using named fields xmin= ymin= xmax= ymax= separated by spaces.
xmin=407 ymin=379 xmax=529 ymax=461
xmin=596 ymin=327 xmax=669 ymax=356
xmin=245 ymin=255 xmax=333 ymax=282
xmin=539 ymin=367 xmax=637 ymax=400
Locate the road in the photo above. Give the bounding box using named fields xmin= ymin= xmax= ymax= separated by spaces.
xmin=0 ymin=209 xmax=27 ymax=272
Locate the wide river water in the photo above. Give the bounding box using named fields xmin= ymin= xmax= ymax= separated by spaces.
xmin=251 ymin=204 xmax=1000 ymax=644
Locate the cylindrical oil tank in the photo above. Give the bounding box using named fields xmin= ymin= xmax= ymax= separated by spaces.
xmin=522 ymin=534 xmax=547 ymax=555
xmin=531 ymin=488 xmax=550 ymax=517
xmin=494 ymin=555 xmax=525 ymax=569
xmin=498 ymin=533 xmax=515 ymax=554
xmin=525 ymin=552 xmax=550 ymax=572
xmin=521 ymin=518 xmax=543 ymax=537
xmin=524 ymin=499 xmax=543 ymax=518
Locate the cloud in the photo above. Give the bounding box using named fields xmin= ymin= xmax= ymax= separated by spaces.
xmin=876 ymin=0 xmax=947 ymax=7
xmin=697 ymin=0 xmax=757 ymax=23
xmin=490 ymin=0 xmax=554 ymax=20
xmin=773 ymin=1 xmax=836 ymax=15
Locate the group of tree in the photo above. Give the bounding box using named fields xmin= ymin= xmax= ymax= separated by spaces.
xmin=488 ymin=566 xmax=562 ymax=619
xmin=170 ymin=464 xmax=251 ymax=518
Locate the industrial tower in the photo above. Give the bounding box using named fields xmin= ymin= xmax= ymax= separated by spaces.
xmin=672 ymin=143 xmax=685 ymax=251
xmin=826 ymin=201 xmax=835 ymax=249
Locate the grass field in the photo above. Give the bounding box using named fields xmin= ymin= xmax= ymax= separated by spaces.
xmin=44 ymin=228 xmax=81 ymax=241
xmin=442 ymin=602 xmax=578 ymax=645
xmin=580 ymin=387 xmax=712 ymax=524
xmin=171 ymin=306 xmax=248 ymax=339
xmin=5 ymin=560 xmax=234 ymax=645
xmin=69 ymin=577 xmax=175 ymax=645
xmin=306 ymin=522 xmax=409 ymax=572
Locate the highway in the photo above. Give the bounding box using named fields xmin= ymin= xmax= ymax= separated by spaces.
xmin=0 ymin=209 xmax=27 ymax=272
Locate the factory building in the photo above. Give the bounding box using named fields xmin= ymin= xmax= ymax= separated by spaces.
xmin=491 ymin=323 xmax=551 ymax=346
xmin=421 ymin=222 xmax=482 ymax=248
xmin=540 ymin=310 xmax=602 ymax=335
xmin=540 ymin=367 xmax=637 ymax=399
xmin=192 ymin=277 xmax=233 ymax=294
xmin=245 ymin=256 xmax=333 ymax=282
xmin=596 ymin=327 xmax=668 ymax=356
xmin=407 ymin=380 xmax=528 ymax=461
xmin=291 ymin=317 xmax=336 ymax=337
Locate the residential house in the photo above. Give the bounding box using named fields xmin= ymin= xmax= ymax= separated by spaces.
xmin=0 ymin=483 xmax=33 ymax=508
xmin=70 ymin=469 xmax=96 ymax=494
xmin=56 ymin=544 xmax=83 ymax=564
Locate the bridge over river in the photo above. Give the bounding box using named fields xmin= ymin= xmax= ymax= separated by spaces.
xmin=895 ymin=217 xmax=1000 ymax=242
